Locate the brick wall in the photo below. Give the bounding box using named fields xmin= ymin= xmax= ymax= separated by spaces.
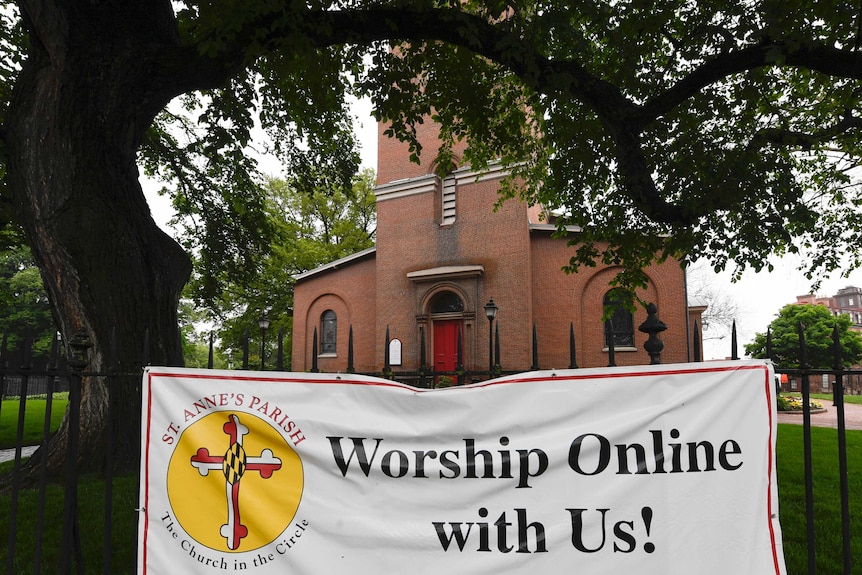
xmin=376 ymin=119 xmax=470 ymax=185
xmin=291 ymin=254 xmax=377 ymax=372
xmin=529 ymin=232 xmax=690 ymax=368
xmin=292 ymin=118 xmax=700 ymax=373
xmin=373 ymin=169 xmax=534 ymax=371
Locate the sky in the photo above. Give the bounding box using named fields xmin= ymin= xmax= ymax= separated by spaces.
xmin=142 ymin=99 xmax=862 ymax=361
xmin=698 ymin=259 xmax=862 ymax=361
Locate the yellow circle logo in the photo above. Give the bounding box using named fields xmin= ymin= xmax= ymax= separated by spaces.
xmin=167 ymin=412 xmax=303 ymax=552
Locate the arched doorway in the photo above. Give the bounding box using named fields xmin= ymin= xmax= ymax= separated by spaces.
xmin=429 ymin=291 xmax=465 ymax=373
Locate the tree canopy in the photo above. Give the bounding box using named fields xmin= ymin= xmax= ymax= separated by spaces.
xmin=5 ymin=0 xmax=862 ymax=468
xmin=205 ymin=169 xmax=377 ymax=368
xmin=0 ymin=223 xmax=55 ymax=356
xmin=5 ymin=1 xmax=862 ymax=298
xmin=745 ymin=303 xmax=862 ymax=368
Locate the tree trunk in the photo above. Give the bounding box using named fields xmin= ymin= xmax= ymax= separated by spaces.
xmin=4 ymin=0 xmax=193 ymax=475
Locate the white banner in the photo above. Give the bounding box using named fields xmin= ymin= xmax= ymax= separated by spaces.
xmin=138 ymin=360 xmax=786 ymax=575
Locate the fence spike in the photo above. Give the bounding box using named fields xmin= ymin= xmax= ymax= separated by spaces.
xmin=418 ymin=326 xmax=427 ymax=388
xmin=832 ymin=323 xmax=843 ymax=371
xmin=731 ymin=320 xmax=739 ymax=360
xmin=21 ymin=326 xmax=33 ymax=370
xmin=311 ymin=328 xmax=319 ymax=373
xmin=242 ymin=328 xmax=250 ymax=370
xmin=692 ymin=320 xmax=701 ymax=362
xmin=208 ymin=332 xmax=214 ymax=369
xmin=605 ymin=323 xmax=616 ymax=367
xmin=419 ymin=325 xmax=426 ymax=371
xmin=766 ymin=326 xmax=772 ymax=359
xmin=494 ymin=323 xmax=501 ymax=373
xmin=457 ymin=324 xmax=464 ymax=383
xmin=384 ymin=325 xmax=391 ymax=371
xmin=49 ymin=331 xmax=61 ymax=371
xmin=569 ymin=322 xmax=578 ymax=369
xmin=347 ymin=326 xmax=355 ymax=374
xmin=531 ymin=323 xmax=539 ymax=371
xmin=277 ymin=328 xmax=284 ymax=371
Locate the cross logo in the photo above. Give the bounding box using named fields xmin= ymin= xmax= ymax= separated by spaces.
xmin=190 ymin=414 xmax=283 ymax=550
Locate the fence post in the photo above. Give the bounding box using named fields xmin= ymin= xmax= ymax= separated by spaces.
xmin=531 ymin=324 xmax=539 ymax=371
xmin=383 ymin=326 xmax=392 ymax=379
xmin=605 ymin=323 xmax=616 ymax=367
xmin=494 ymin=323 xmax=501 ymax=375
xmin=311 ymin=328 xmax=319 ymax=373
xmin=638 ymin=303 xmax=666 ymax=365
xmin=831 ymin=325 xmax=853 ymax=574
xmin=766 ymin=326 xmax=773 ymax=358
xmin=207 ymin=332 xmax=214 ymax=369
xmin=692 ymin=320 xmax=701 ymax=362
xmin=242 ymin=328 xmax=250 ymax=370
xmin=569 ymin=322 xmax=578 ymax=369
xmin=347 ymin=326 xmax=355 ymax=374
xmin=418 ymin=326 xmax=426 ymax=387
xmin=61 ymin=329 xmax=91 ymax=575
xmin=102 ymin=327 xmax=120 ymax=573
xmin=797 ymin=322 xmax=816 ymax=575
xmin=731 ymin=320 xmax=739 ymax=360
xmin=0 ymin=333 xmax=7 ymax=398
xmin=277 ymin=328 xmax=284 ymax=371
xmin=457 ymin=325 xmax=464 ymax=385
xmin=34 ymin=333 xmax=61 ymax=574
xmin=6 ymin=329 xmax=33 ymax=575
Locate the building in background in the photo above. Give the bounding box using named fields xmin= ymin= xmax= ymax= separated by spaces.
xmin=797 ymin=286 xmax=862 ymax=330
xmin=291 ymin=121 xmax=705 ymax=379
xmin=784 ymin=286 xmax=862 ymax=393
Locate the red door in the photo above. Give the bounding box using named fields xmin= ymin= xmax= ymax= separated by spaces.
xmin=433 ymin=320 xmax=462 ymax=373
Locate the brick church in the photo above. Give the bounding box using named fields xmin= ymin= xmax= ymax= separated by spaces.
xmin=291 ymin=120 xmax=705 ymax=378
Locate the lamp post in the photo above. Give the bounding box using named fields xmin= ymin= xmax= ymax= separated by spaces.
xmin=258 ymin=312 xmax=271 ymax=370
xmin=484 ymin=298 xmax=498 ymax=373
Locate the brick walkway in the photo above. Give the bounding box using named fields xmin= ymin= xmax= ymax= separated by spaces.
xmin=777 ymin=399 xmax=862 ymax=431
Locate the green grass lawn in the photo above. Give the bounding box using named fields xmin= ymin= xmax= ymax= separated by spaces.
xmin=784 ymin=392 xmax=862 ymax=406
xmin=0 ymin=418 xmax=858 ymax=573
xmin=776 ymin=424 xmax=861 ymax=575
xmin=0 ymin=471 xmax=138 ymax=575
xmin=0 ymin=394 xmax=68 ymax=449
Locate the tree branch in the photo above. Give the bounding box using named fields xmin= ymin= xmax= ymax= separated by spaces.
xmin=289 ymin=7 xmax=691 ymax=222
xmin=643 ymin=39 xmax=862 ymax=122
xmin=247 ymin=6 xmax=631 ymax=117
xmin=177 ymin=6 xmax=862 ymax=227
xmin=749 ymin=112 xmax=862 ymax=150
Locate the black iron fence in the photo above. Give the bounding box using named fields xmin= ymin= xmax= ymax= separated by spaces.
xmin=308 ymin=302 xmax=672 ymax=386
xmin=0 ymin=320 xmax=857 ymax=574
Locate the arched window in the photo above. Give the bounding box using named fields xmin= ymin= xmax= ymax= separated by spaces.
xmin=603 ymin=291 xmax=634 ymax=348
xmin=430 ymin=291 xmax=464 ymax=314
xmin=320 ymin=310 xmax=337 ymax=354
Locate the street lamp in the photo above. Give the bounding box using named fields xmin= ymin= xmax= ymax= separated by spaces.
xmin=484 ymin=298 xmax=499 ymax=372
xmin=258 ymin=312 xmax=271 ymax=370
